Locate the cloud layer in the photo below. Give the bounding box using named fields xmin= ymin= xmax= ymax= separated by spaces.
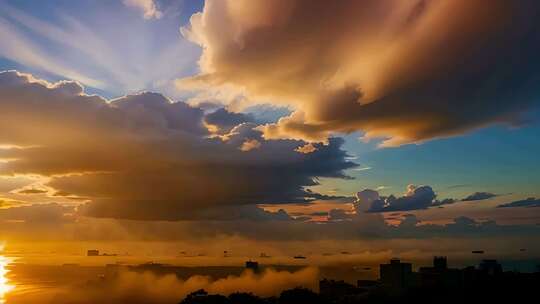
xmin=9 ymin=267 xmax=318 ymax=304
xmin=2 ymin=200 xmax=539 ymax=244
xmin=498 ymin=197 xmax=540 ymax=208
xmin=180 ymin=0 xmax=540 ymax=146
xmin=0 ymin=71 xmax=356 ymax=221
xmin=462 ymin=192 xmax=497 ymax=202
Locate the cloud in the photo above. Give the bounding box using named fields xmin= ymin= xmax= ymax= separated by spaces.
xmin=0 ymin=203 xmax=73 ymax=223
xmin=0 ymin=200 xmax=539 ymax=244
xmin=0 ymin=199 xmax=23 ymax=208
xmin=462 ymin=192 xmax=497 ymax=202
xmin=239 ymin=139 xmax=261 ymax=152
xmin=327 ymin=208 xmax=353 ymax=221
xmin=0 ymin=71 xmax=356 ymax=221
xmin=353 ymin=166 xmax=372 ymax=172
xmin=397 ymin=214 xmax=420 ymax=229
xmin=13 ymin=188 xmax=48 ymax=195
xmin=294 ymin=143 xmax=317 ymax=154
xmin=180 ymin=0 xmax=540 ymax=146
xmin=123 ymin=0 xmax=162 ymax=20
xmin=204 ymin=108 xmax=255 ymax=134
xmin=357 ymin=185 xmax=455 ymax=213
xmin=447 ymin=184 xmax=471 ymax=189
xmin=388 ymin=214 xmax=504 ymax=237
xmin=184 ymin=207 xmax=540 ymax=241
xmin=497 ymin=197 xmax=540 ymax=208
xmin=30 ymin=267 xmax=318 ymax=304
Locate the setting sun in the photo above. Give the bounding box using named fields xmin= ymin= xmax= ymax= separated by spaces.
xmin=0 ymin=256 xmax=13 ymax=304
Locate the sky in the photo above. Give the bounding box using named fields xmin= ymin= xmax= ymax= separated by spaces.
xmin=0 ymin=0 xmax=539 ymax=261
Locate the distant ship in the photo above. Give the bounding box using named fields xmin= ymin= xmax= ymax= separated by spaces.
xmin=260 ymin=253 xmax=271 ymax=258
xmin=472 ymin=250 xmax=485 ymax=254
xmin=294 ymin=255 xmax=307 ymax=259
xmin=62 ymin=263 xmax=79 ymax=267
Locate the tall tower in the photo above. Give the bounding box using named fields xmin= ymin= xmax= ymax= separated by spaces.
xmin=433 ymin=256 xmax=447 ymax=271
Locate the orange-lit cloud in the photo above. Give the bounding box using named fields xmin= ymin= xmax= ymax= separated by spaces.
xmin=123 ymin=0 xmax=162 ymax=20
xmin=239 ymin=139 xmax=261 ymax=152
xmin=180 ymin=0 xmax=540 ymax=146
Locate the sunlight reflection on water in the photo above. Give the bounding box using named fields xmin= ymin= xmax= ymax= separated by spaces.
xmin=0 ymin=256 xmax=14 ymax=304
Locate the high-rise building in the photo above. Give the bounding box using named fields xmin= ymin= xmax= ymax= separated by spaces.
xmin=434 ymin=256 xmax=447 ymax=270
xmin=478 ymin=260 xmax=502 ymax=275
xmin=380 ymin=258 xmax=413 ymax=290
xmin=419 ymin=256 xmax=462 ymax=289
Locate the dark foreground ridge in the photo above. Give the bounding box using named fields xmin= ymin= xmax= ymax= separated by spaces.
xmin=179 ymin=257 xmax=540 ymax=304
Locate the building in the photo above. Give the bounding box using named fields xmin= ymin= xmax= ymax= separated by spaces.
xmin=478 ymin=259 xmax=502 ymax=276
xmin=380 ymin=258 xmax=413 ymax=290
xmin=419 ymin=256 xmax=462 ymax=289
xmin=433 ymin=256 xmax=447 ymax=270
xmin=245 ymin=260 xmax=259 ymax=272
xmin=87 ymin=249 xmax=99 ymax=256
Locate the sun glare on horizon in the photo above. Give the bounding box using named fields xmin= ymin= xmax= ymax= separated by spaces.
xmin=0 ymin=255 xmax=14 ymax=304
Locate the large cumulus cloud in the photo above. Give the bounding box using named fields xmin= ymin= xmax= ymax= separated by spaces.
xmin=355 ymin=185 xmax=455 ymax=213
xmin=179 ymin=0 xmax=540 ymax=146
xmin=0 ymin=71 xmax=357 ymax=220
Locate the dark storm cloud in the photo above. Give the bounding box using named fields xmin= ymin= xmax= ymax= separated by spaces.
xmin=0 ymin=71 xmax=357 ymax=221
xmin=204 ymin=108 xmax=255 ymax=134
xmin=181 ymin=0 xmax=540 ymax=146
xmin=78 ymin=203 xmax=294 ymax=222
xmin=462 ymin=192 xmax=498 ymax=202
xmin=498 ymin=197 xmax=540 ymax=208
xmin=70 ymin=135 xmax=356 ymax=220
xmin=111 ymin=91 xmax=208 ymax=135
